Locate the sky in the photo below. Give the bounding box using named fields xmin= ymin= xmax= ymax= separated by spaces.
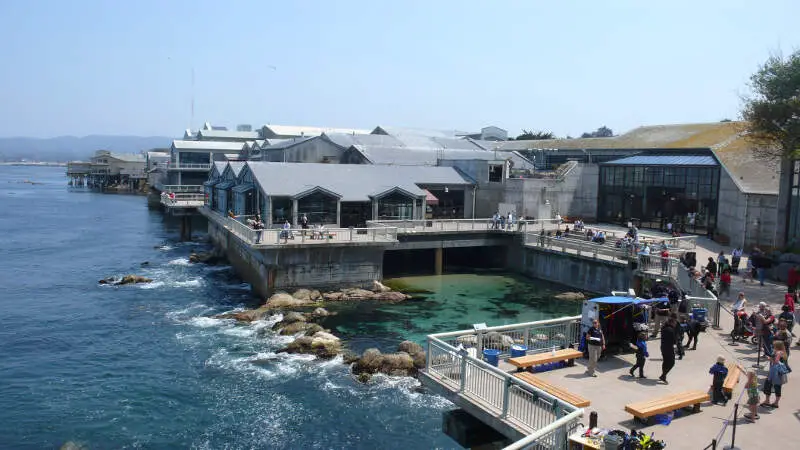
xmin=1 ymin=0 xmax=799 ymax=139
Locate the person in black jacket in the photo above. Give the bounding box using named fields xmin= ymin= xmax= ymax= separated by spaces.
xmin=659 ymin=317 xmax=677 ymax=384
xmin=705 ymin=257 xmax=718 ymax=277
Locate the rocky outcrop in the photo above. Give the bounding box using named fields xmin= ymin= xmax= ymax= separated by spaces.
xmin=188 ymin=250 xmax=225 ymax=265
xmin=350 ymin=341 xmax=427 ymax=382
xmin=279 ymin=331 xmax=342 ymax=359
xmin=372 ymin=280 xmax=391 ymax=292
xmin=214 ymin=305 xmax=272 ymax=323
xmin=554 ymin=292 xmax=586 ymax=301
xmin=265 ymin=292 xmax=312 ymax=308
xmin=322 ymin=287 xmax=410 ymax=302
xmin=455 ymin=332 xmax=516 ymax=349
xmin=98 ymin=275 xmax=153 ymax=286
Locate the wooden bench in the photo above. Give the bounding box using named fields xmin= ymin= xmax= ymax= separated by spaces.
xmin=514 ymin=372 xmax=591 ymax=407
xmin=625 ymin=391 xmax=710 ymax=424
xmin=723 ymin=363 xmax=743 ymax=395
xmin=508 ymin=348 xmax=583 ymax=370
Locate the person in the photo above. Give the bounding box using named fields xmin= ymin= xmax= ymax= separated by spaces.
xmin=659 ymin=317 xmax=677 ymax=384
xmin=300 ymin=213 xmax=309 ymax=230
xmin=778 ymin=305 xmax=795 ymax=337
xmin=491 ymin=212 xmax=499 ymax=230
xmin=757 ymin=303 xmax=776 ymax=357
xmin=660 ymin=247 xmax=670 ymax=274
xmin=507 ymin=212 xmax=514 ymax=230
xmin=629 ymin=332 xmax=649 ymax=378
xmin=674 ymin=314 xmax=686 ymax=360
xmin=731 ymin=247 xmax=742 ymax=274
xmin=585 ymin=319 xmax=605 ymax=377
xmin=684 ymin=315 xmax=702 ymax=350
xmin=742 ymin=257 xmax=755 ymax=283
xmin=788 ymin=265 xmax=799 ymax=292
xmin=719 ymin=269 xmax=732 ymax=299
xmin=499 ymin=213 xmax=506 ymax=230
xmin=704 ymin=257 xmax=718 ymax=277
xmin=783 ymin=291 xmax=796 ymax=318
xmin=227 ymin=209 xmax=235 ymax=219
xmin=775 ymin=319 xmax=792 ymax=369
xmin=762 ymin=342 xmax=789 ymax=408
xmin=744 ymin=370 xmax=760 ymax=422
xmin=709 ymin=355 xmax=729 ymax=405
xmin=281 ymin=220 xmax=293 ymax=243
xmin=732 ymin=292 xmax=748 ymax=313
xmin=651 ymin=299 xmax=670 ymax=338
xmin=253 ymin=214 xmax=264 ymax=244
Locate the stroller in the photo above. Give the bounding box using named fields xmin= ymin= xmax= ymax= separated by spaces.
xmin=730 ymin=310 xmax=758 ymax=343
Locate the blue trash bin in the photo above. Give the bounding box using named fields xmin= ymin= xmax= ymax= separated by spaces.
xmin=483 ymin=349 xmax=501 ymax=367
xmin=510 ymin=344 xmax=527 ymax=358
xmin=692 ymin=307 xmax=707 ymax=323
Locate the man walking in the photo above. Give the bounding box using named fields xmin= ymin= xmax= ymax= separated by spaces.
xmin=659 ymin=317 xmax=677 ymax=384
xmin=585 ymin=319 xmax=605 ymax=377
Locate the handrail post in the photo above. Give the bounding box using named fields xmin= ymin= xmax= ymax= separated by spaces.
xmin=501 ymin=377 xmax=512 ymax=418
xmin=522 ymin=326 xmax=530 ymax=348
xmin=425 ymin=339 xmax=431 ymax=371
xmin=553 ymin=403 xmax=566 ymax=449
xmin=459 ymin=354 xmax=468 ymax=393
xmin=349 ymin=228 xmax=353 ymax=241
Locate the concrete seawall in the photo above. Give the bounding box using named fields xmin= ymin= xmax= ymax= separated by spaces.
xmin=515 ymin=246 xmax=632 ymax=294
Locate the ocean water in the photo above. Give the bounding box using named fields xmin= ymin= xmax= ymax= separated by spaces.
xmin=0 ymin=166 xmax=580 ymax=449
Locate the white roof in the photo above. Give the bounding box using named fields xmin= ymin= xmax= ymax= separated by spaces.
xmin=263 ymin=124 xmax=371 ymax=137
xmin=171 ymin=140 xmax=245 ymax=151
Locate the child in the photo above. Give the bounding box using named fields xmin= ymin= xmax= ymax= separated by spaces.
xmin=744 ymin=370 xmax=760 ymax=421
xmin=742 ymin=258 xmax=755 ymax=283
xmin=629 ymin=332 xmax=649 ymax=378
xmin=709 ymin=355 xmax=729 ymax=405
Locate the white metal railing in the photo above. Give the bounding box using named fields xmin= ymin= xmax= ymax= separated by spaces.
xmin=525 ymin=234 xmax=632 ymax=261
xmin=636 ymin=255 xmax=681 ymax=279
xmin=366 ymin=218 xmax=562 ymax=234
xmin=161 ymin=193 xmax=205 ymax=207
xmin=167 ymin=163 xmax=212 ymax=170
xmin=201 ymin=207 xmax=398 ymax=246
xmin=425 ymin=317 xmax=582 ymax=438
xmin=503 ymin=409 xmax=584 ymax=450
xmin=157 ymin=184 xmax=203 ymax=193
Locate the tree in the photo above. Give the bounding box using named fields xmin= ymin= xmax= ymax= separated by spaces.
xmin=580 ymin=126 xmax=614 ymax=138
xmin=515 ymin=129 xmax=555 ymax=140
xmin=741 ymin=50 xmax=800 ymax=159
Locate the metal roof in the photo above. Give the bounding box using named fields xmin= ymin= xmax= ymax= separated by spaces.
xmin=172 ymin=140 xmax=245 ymax=151
xmin=197 ymin=129 xmax=260 ymax=140
xmin=350 ymin=144 xmax=530 ymax=167
xmin=602 ymin=155 xmax=718 ymax=166
xmin=262 ymin=124 xmax=371 ymax=138
xmin=245 ymin=162 xmax=472 ymax=202
xmin=228 ymin=161 xmax=245 ymax=177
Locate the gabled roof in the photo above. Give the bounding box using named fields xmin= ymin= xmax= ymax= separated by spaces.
xmin=246 ymin=162 xmax=472 ymax=202
xmin=171 ymin=140 xmax=245 ymax=151
xmin=95 ymin=152 xmax=144 ymax=163
xmin=347 ymin=143 xmax=530 ymax=167
xmin=197 ymin=129 xmax=260 ymax=141
xmin=225 ymin=161 xmax=245 ymax=178
xmin=262 ymin=124 xmax=371 ymax=138
xmin=371 ymin=126 xmax=463 ymax=139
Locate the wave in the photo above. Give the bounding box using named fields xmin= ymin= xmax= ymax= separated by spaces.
xmin=167 ymin=257 xmax=190 ymax=266
xmin=188 ymin=316 xmax=229 ymax=328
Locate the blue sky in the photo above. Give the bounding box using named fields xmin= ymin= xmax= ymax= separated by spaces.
xmin=1 ymin=0 xmax=798 ymax=138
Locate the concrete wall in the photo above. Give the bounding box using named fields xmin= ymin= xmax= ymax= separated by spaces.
xmin=515 ymin=246 xmax=632 ymax=294
xmin=500 ymin=163 xmax=599 ymax=221
xmin=717 ymin=168 xmax=779 ymax=250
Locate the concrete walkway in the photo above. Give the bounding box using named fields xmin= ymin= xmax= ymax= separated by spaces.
xmin=533 ymin=229 xmax=797 ymax=449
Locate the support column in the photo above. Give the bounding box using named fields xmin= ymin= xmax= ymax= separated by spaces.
xmin=412 ymin=198 xmax=418 ymax=220
xmin=292 ymin=199 xmax=299 ymax=226
xmin=336 ymin=200 xmax=341 ymax=227
xmin=434 ymin=247 xmax=443 ymax=275
xmin=180 ymin=215 xmax=192 ymax=241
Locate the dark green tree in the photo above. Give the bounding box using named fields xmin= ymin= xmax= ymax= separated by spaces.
xmin=515 ymin=129 xmax=555 ymax=140
xmin=741 ymin=50 xmax=800 ymax=159
xmin=580 ymin=126 xmax=614 ymax=138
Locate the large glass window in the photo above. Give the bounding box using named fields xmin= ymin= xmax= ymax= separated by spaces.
xmin=297 ymin=191 xmax=338 ymax=225
xmin=271 ymin=197 xmax=293 ymax=225
xmin=179 ymin=152 xmax=210 ymax=165
xmin=378 ymin=192 xmax=414 ymax=220
xmin=598 ymin=163 xmax=720 ymax=234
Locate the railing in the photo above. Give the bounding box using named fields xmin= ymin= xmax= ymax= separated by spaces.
xmin=425 ymin=317 xmax=582 ymax=440
xmin=201 ymin=207 xmax=398 ymax=246
xmin=161 ymin=193 xmax=205 ymax=208
xmin=167 ymin=163 xmax=212 ymax=170
xmin=120 ymin=169 xmax=147 ymax=178
xmin=636 ymin=255 xmax=681 ymax=279
xmin=525 ymin=234 xmax=633 ymax=261
xmin=503 ymin=409 xmax=584 ymax=450
xmin=157 ymin=184 xmax=204 ymax=193
xmin=366 ymin=218 xmax=561 ymax=234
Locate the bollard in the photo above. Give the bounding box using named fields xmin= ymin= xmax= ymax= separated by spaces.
xmin=589 ymin=411 xmax=598 ymax=429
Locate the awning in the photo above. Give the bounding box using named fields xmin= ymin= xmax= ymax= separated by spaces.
xmin=424 ymin=189 xmax=439 ymax=205
xmin=588 ymin=296 xmax=666 ymax=305
xmin=215 ymin=181 xmax=234 ymax=190
xmin=203 ymin=179 xmax=221 ymax=187
xmin=232 ymin=183 xmax=254 ymax=193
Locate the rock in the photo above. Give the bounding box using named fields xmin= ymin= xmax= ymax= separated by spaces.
xmin=278 ymin=332 xmax=343 ymax=359
xmin=100 ymin=274 xmax=152 ymax=286
xmin=266 ymin=292 xmax=312 ymax=308
xmin=323 ymin=292 xmax=343 ymax=301
xmin=373 ymin=291 xmax=410 ymax=302
xmin=397 ymin=340 xmax=426 ymax=369
xmin=293 ymin=288 xmax=313 ymax=302
xmin=372 ymin=280 xmax=391 ymax=292
xmin=357 ymin=373 xmax=372 ymax=383
xmin=303 ymin=324 xmax=324 ymax=336
xmin=278 ymin=321 xmax=312 ymax=336
xmin=456 ymin=334 xmax=478 ymax=346
xmin=554 ymin=292 xmax=585 ymax=301
xmin=189 ymin=251 xmax=225 ymax=265
xmin=282 ymin=311 xmax=307 ymax=324
xmin=310 ymin=290 xmax=322 ymax=301
xmin=140 ymin=261 xmax=150 ymax=267
xmin=341 ymin=288 xmax=375 ymax=300
xmin=312 ymin=331 xmax=340 ymax=342
xmin=483 ymin=332 xmax=515 ymax=350
xmin=60 ymin=442 xmax=85 ymax=450
xmin=342 ymin=351 xmax=361 ymax=365
xmin=215 ymin=305 xmax=271 ymax=323
xmin=98 ymin=277 xmax=115 ymax=285
xmin=312 ymin=307 xmax=331 ymax=317
xmin=351 ymin=348 xmax=418 ymax=379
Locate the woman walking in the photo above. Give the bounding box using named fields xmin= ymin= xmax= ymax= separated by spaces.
xmin=659 ymin=317 xmax=677 ymax=384
xmin=761 ymin=341 xmax=790 ymax=409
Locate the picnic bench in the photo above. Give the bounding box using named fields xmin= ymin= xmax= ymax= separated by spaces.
xmin=723 ymin=363 xmax=743 ymax=395
xmin=514 ymin=372 xmax=591 ymax=407
xmin=624 ymin=390 xmax=710 ymax=424
xmin=508 ymin=348 xmax=583 ymax=370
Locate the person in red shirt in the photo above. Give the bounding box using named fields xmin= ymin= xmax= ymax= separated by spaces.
xmin=660 ymin=248 xmax=670 ymax=274
xmin=719 ymin=269 xmax=732 ymax=299
xmin=788 ymin=266 xmax=799 ymax=292
xmin=784 ymin=291 xmax=796 ymax=314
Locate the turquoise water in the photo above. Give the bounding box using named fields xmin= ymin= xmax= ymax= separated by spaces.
xmin=0 ymin=166 xmax=580 ymax=449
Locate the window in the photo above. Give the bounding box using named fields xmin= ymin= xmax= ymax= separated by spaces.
xmin=271 ymin=197 xmax=293 ymax=224
xmin=488 ymin=164 xmax=504 ymax=182
xmin=297 ymin=191 xmax=338 ymax=225
xmin=179 ymin=152 xmax=210 ymax=164
xmin=378 ymin=192 xmax=415 ymax=220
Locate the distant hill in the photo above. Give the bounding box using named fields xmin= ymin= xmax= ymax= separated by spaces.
xmin=0 ymin=135 xmax=176 ymax=162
